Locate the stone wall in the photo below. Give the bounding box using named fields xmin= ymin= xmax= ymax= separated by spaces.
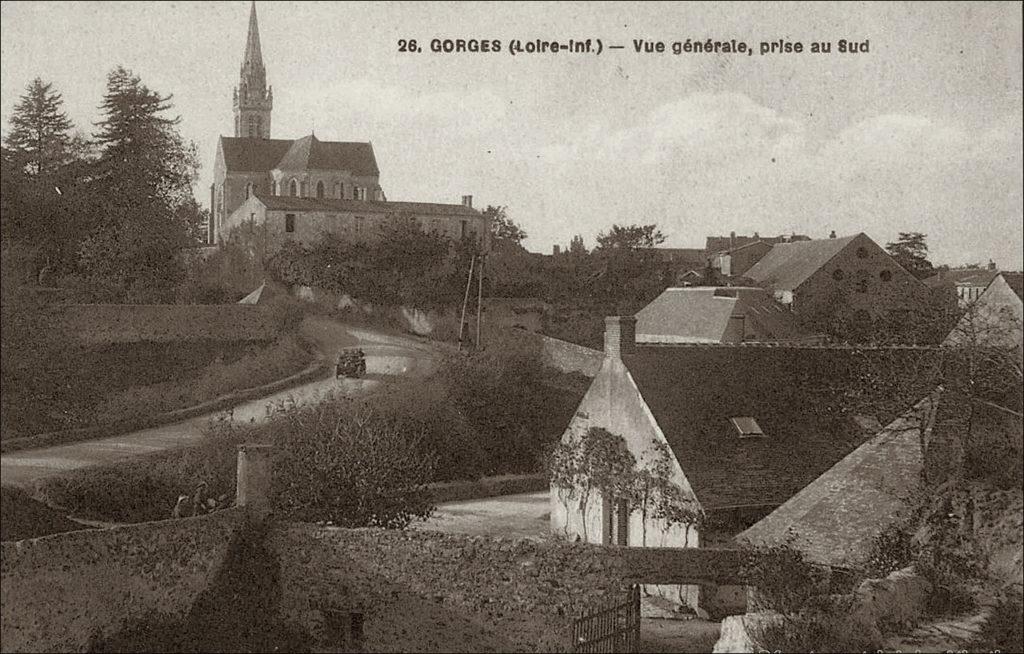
xmin=271 ymin=525 xmax=634 ymax=652
xmin=37 ymin=304 xmax=286 ymax=345
xmin=0 ymin=508 xmax=244 ymax=653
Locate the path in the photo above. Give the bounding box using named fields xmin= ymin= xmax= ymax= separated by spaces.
xmin=413 ymin=491 xmax=552 ymax=539
xmin=0 ymin=316 xmax=442 ymax=487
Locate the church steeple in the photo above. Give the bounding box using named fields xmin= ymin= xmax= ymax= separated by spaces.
xmin=233 ymin=1 xmax=272 ymax=139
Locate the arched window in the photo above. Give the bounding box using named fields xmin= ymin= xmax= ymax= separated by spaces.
xmin=334 ymin=182 xmax=341 ymax=198
xmin=247 ymin=116 xmax=257 ymax=138
xmin=316 ymin=181 xmax=325 ymax=199
xmin=256 ymin=116 xmax=263 ymax=139
xmin=289 ymin=179 xmax=298 ymax=197
xmin=271 ymin=180 xmax=277 ymax=196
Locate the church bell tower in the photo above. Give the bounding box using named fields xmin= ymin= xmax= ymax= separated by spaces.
xmin=234 ymin=1 xmax=272 ymax=139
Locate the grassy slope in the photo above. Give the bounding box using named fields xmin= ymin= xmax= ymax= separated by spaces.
xmin=0 ymin=486 xmax=93 ymax=542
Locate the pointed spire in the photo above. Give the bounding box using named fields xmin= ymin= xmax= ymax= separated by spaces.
xmin=244 ymin=1 xmax=263 ymax=68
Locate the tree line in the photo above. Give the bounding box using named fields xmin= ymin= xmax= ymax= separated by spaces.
xmin=2 ymin=71 xmax=205 ymax=303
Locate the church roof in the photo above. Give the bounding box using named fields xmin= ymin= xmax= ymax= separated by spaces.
xmin=219 ymin=135 xmax=380 ymax=176
xmin=254 ymin=194 xmax=479 ymax=216
xmin=745 ymin=233 xmax=861 ymax=291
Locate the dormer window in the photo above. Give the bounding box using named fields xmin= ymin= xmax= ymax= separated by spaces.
xmin=730 ymin=417 xmax=765 ymax=439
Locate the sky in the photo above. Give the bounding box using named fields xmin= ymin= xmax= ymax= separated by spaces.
xmin=2 ymin=1 xmax=1022 ymax=267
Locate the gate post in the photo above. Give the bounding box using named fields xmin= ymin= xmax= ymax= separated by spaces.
xmin=236 ymin=443 xmax=274 ymax=523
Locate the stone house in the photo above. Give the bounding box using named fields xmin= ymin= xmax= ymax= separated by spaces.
xmin=220 ymin=194 xmax=487 ymax=255
xmin=744 ymin=232 xmax=931 ymax=338
xmin=945 ymin=271 xmax=1023 ymax=363
xmin=550 ymin=316 xmax=932 ymax=616
xmin=924 ymin=262 xmax=1001 ymax=307
xmin=635 ymin=286 xmax=820 ymax=344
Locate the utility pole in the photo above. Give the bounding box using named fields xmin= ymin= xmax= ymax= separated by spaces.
xmin=458 ymin=255 xmax=476 ymax=351
xmin=475 ymin=253 xmax=485 ymax=350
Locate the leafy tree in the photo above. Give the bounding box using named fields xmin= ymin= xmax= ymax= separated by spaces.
xmin=484 ymin=205 xmax=527 ymax=244
xmin=595 ymin=223 xmax=666 ymax=251
xmin=569 ymin=234 xmax=587 ymax=256
xmin=885 ymin=232 xmax=934 ymax=280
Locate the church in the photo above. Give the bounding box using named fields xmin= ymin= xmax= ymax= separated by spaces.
xmin=210 ymin=2 xmax=486 ymax=251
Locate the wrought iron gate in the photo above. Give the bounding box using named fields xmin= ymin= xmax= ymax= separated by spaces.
xmin=570 ymin=584 xmax=641 ymax=653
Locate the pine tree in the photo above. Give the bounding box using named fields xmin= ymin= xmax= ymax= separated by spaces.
xmin=3 ymin=78 xmax=74 ymax=176
xmin=92 ymin=66 xmax=198 ymax=220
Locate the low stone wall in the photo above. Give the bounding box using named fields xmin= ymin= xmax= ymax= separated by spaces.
xmin=537 ymin=334 xmax=604 ymax=377
xmin=0 ymin=508 xmax=244 ymax=653
xmin=40 ymin=304 xmax=286 ymax=345
xmin=271 ymin=525 xmax=633 ymax=652
xmin=426 ymin=474 xmax=548 ymax=504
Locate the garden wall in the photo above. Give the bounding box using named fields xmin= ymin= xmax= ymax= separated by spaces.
xmin=38 ymin=304 xmax=286 ymax=345
xmin=271 ymin=525 xmax=633 ymax=652
xmin=536 ymin=334 xmax=603 ymax=377
xmin=0 ymin=508 xmax=244 ymax=653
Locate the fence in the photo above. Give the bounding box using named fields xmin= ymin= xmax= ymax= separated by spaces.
xmin=570 ymin=584 xmax=641 ymax=653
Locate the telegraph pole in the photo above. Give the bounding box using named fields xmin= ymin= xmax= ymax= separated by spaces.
xmin=458 ymin=255 xmax=476 ymax=351
xmin=475 ymin=253 xmax=485 ymax=350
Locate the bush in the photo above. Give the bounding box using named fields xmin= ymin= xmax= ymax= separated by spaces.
xmin=741 ymin=540 xmax=829 ymax=615
xmin=971 ymin=591 xmax=1024 ymax=653
xmin=866 ymin=517 xmax=919 ymax=578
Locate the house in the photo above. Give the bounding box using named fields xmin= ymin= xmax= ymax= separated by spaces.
xmin=944 ymin=271 xmax=1023 ymax=363
xmin=652 ymin=248 xmax=711 ymax=286
xmin=711 ymin=241 xmax=774 ymax=277
xmin=704 ymin=232 xmax=810 ymax=254
xmin=634 ymin=287 xmax=820 ymax=344
xmin=744 ymin=232 xmax=931 ymax=339
xmin=736 ymin=395 xmax=936 ymax=569
xmin=550 ymin=316 xmax=933 ymax=615
xmin=220 ymin=194 xmax=487 ymax=255
xmin=924 ymin=262 xmax=1001 ymax=307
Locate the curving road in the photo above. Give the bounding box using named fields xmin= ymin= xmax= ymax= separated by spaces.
xmin=0 ymin=316 xmax=443 ymax=487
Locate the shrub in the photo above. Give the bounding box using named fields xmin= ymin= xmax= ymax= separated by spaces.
xmin=865 ymin=517 xmax=919 ymax=578
xmin=266 ymin=399 xmax=437 ymax=528
xmin=741 ymin=539 xmax=828 ymax=615
xmin=971 ymin=590 xmax=1024 ymax=653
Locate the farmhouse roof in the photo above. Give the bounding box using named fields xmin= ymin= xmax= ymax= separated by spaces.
xmin=635 ymin=287 xmax=814 ymax=343
xmin=253 ymin=194 xmax=479 ymax=216
xmin=219 ymin=135 xmax=380 ymax=176
xmin=620 ymin=345 xmax=935 ymax=510
xmin=923 ymin=268 xmax=1001 ymax=289
xmin=999 ymin=272 xmax=1024 ymax=301
xmin=735 ymin=395 xmax=934 ymax=568
xmin=745 ymin=233 xmax=860 ymax=291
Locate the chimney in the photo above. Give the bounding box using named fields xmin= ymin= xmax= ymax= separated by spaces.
xmin=829 ymin=230 xmax=837 ymax=239
xmin=730 ymin=230 xmax=736 ymax=249
xmin=553 ymin=244 xmax=561 ymax=256
xmin=461 ymin=195 xmax=473 ymax=208
xmin=987 ymin=259 xmax=996 ymax=270
xmin=604 ymin=316 xmax=636 ymax=359
xmin=753 ymin=231 xmax=759 ymax=239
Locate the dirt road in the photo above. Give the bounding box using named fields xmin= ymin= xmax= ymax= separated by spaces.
xmin=0 ymin=317 xmax=442 ymax=487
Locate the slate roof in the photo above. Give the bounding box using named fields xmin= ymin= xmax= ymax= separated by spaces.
xmin=735 ymin=396 xmax=933 ymax=568
xmin=1000 ymin=272 xmax=1024 ymax=301
xmin=220 ymin=135 xmax=380 ymax=176
xmin=635 ymin=287 xmax=814 ymax=343
xmin=923 ymin=268 xmax=1001 ymax=289
xmin=745 ymin=233 xmax=860 ymax=291
xmin=254 ymin=194 xmax=479 ymax=216
xmin=706 ymin=234 xmax=810 ymax=253
xmin=651 ymin=248 xmax=709 ymax=267
xmin=620 ymin=345 xmax=935 ymax=510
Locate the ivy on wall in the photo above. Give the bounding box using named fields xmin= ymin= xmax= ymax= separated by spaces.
xmin=548 ymin=427 xmax=703 ymax=543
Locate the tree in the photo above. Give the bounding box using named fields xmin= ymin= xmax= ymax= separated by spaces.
xmin=485 ymin=205 xmax=527 ymax=244
xmin=569 ymin=234 xmax=587 ymax=256
xmin=595 ymin=223 xmax=666 ymax=251
xmin=3 ymin=78 xmax=75 ymax=177
xmin=78 ymin=67 xmax=200 ymax=300
xmin=886 ymin=232 xmax=934 ymax=280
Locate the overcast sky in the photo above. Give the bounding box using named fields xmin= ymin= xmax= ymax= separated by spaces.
xmin=2 ymin=1 xmax=1021 ymax=266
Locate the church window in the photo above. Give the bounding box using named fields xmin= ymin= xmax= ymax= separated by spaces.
xmin=355 ymin=187 xmax=366 ymax=201
xmin=316 ymin=181 xmax=325 ymax=199
xmin=247 ymin=115 xmax=257 ymax=138
xmin=334 ymin=182 xmax=341 ymax=198
xmin=300 ymin=181 xmax=308 ymax=197
xmin=285 ymin=214 xmax=295 ymax=233
xmin=256 ymin=116 xmax=263 ymax=138
xmin=289 ymin=179 xmax=298 ymax=197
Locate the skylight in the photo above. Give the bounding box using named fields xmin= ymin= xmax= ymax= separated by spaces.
xmin=730 ymin=417 xmax=765 ymax=439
